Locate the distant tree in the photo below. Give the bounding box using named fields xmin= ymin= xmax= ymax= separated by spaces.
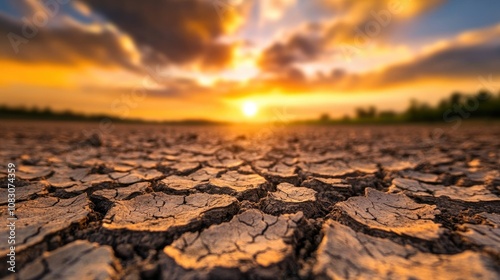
xmin=355 ymin=106 xmax=376 ymax=119
xmin=341 ymin=114 xmax=351 ymax=122
xmin=476 ymin=90 xmax=491 ymax=102
xmin=30 ymin=106 xmax=40 ymax=114
xmin=367 ymin=106 xmax=376 ymax=118
xmin=355 ymin=108 xmax=365 ymax=119
xmin=450 ymin=92 xmax=462 ymax=104
xmin=378 ymin=110 xmax=396 ymax=119
xmin=319 ymin=113 xmax=330 ymax=122
xmin=41 ymin=107 xmax=53 ymax=117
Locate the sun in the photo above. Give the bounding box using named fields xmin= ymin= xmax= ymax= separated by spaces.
xmin=242 ymin=101 xmax=258 ymax=117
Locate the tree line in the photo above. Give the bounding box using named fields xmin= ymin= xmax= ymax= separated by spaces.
xmin=319 ymin=90 xmax=500 ymax=123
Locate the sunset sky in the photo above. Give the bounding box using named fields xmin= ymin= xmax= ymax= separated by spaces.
xmin=1 ymin=0 xmax=500 ymax=122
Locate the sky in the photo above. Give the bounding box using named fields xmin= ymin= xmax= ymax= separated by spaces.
xmin=1 ymin=0 xmax=500 ymax=122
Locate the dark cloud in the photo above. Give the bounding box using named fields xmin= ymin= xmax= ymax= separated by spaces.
xmin=0 ymin=14 xmax=142 ymax=71
xmin=316 ymin=41 xmax=500 ymax=91
xmin=82 ymin=0 xmax=239 ymax=70
xmin=0 ymin=0 xmax=496 ymax=98
xmin=72 ymin=36 xmax=500 ymax=103
xmin=375 ymin=44 xmax=500 ymax=86
xmin=143 ymin=30 xmax=500 ymax=98
xmin=259 ymin=24 xmax=324 ymax=72
xmin=258 ymin=0 xmax=446 ymax=74
xmin=249 ymin=38 xmax=500 ymax=96
xmin=0 ymin=0 xmax=242 ymax=71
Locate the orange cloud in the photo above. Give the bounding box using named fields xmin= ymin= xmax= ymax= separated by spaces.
xmin=260 ymin=0 xmax=296 ymax=22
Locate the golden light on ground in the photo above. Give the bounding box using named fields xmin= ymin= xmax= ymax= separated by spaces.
xmin=242 ymin=101 xmax=258 ymax=117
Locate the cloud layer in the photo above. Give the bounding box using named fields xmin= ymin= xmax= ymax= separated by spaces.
xmin=0 ymin=0 xmax=499 ymax=121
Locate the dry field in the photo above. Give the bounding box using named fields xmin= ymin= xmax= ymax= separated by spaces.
xmin=0 ymin=121 xmax=499 ymax=279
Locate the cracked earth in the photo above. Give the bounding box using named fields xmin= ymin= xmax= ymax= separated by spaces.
xmin=0 ymin=121 xmax=499 ymax=279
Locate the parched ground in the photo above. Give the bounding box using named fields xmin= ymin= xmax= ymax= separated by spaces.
xmin=0 ymin=121 xmax=499 ymax=279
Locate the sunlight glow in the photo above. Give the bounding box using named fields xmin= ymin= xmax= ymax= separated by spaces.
xmin=242 ymin=101 xmax=258 ymax=117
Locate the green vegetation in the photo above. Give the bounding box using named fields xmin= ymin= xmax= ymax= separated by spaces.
xmin=0 ymin=105 xmax=143 ymax=123
xmin=317 ymin=90 xmax=500 ymax=124
xmin=0 ymin=106 xmax=221 ymax=125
